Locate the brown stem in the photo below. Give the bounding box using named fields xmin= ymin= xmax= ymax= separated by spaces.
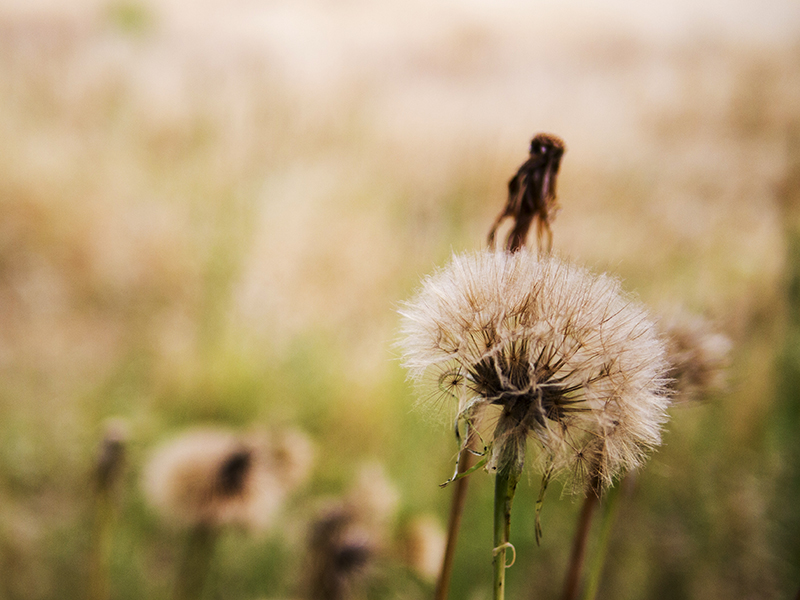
xmin=434 ymin=433 xmax=479 ymax=600
xmin=560 ymin=490 xmax=599 ymax=600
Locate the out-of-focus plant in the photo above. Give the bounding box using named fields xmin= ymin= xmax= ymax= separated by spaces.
xmin=567 ymin=311 xmax=731 ymax=600
xmin=89 ymin=419 xmax=128 ymax=600
xmin=303 ymin=463 xmax=398 ymax=600
xmin=142 ymin=427 xmax=313 ymax=600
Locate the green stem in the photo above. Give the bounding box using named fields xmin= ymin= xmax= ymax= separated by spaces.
xmin=89 ymin=489 xmax=113 ymax=600
xmin=492 ymin=445 xmax=523 ymax=600
xmin=174 ymin=523 xmax=218 ymax=600
xmin=89 ymin=431 xmax=126 ymax=600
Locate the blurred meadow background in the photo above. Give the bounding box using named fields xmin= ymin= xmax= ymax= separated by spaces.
xmin=1 ymin=0 xmax=799 ymax=598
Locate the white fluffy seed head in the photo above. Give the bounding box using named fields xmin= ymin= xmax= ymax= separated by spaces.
xmin=398 ymin=249 xmax=671 ymax=494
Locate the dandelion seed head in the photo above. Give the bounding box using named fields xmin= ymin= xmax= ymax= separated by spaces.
xmin=399 ymin=249 xmax=671 ymax=493
xmin=659 ymin=311 xmax=732 ymax=402
xmin=143 ymin=427 xmax=313 ymax=530
xmin=344 ymin=462 xmax=399 ymax=530
xmin=306 ymin=506 xmax=375 ymax=600
xmin=262 ymin=427 xmax=316 ymax=491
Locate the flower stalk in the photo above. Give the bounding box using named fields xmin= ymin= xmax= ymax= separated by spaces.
xmin=560 ymin=484 xmax=600 ymax=600
xmin=89 ymin=422 xmax=127 ymax=600
xmin=492 ymin=441 xmax=523 ymax=600
xmin=89 ymin=483 xmax=115 ymax=600
xmin=580 ymin=481 xmax=623 ymax=600
xmin=174 ymin=524 xmax=217 ymax=600
xmin=435 ymin=422 xmax=480 ymax=600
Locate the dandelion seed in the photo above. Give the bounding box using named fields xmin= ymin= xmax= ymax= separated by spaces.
xmin=399 ymin=249 xmax=671 ymax=494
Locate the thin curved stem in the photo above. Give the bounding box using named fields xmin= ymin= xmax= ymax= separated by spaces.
xmin=435 ymin=409 xmax=487 ymax=600
xmin=89 ymin=488 xmax=114 ymax=600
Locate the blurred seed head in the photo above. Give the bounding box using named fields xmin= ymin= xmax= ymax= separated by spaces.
xmin=143 ymin=427 xmax=314 ymax=530
xmin=399 ymin=249 xmax=671 ymax=494
xmin=264 ymin=427 xmax=316 ymax=492
xmin=398 ymin=515 xmax=446 ymax=582
xmin=306 ymin=506 xmax=375 ymax=600
xmin=344 ymin=462 xmax=399 ymax=531
xmin=659 ymin=311 xmax=732 ymax=402
xmin=304 ymin=463 xmax=398 ymax=600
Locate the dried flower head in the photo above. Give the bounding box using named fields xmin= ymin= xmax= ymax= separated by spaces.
xmin=143 ymin=427 xmax=313 ymax=530
xmin=488 ymin=133 xmax=566 ymax=252
xmin=399 ymin=249 xmax=670 ymax=494
xmin=659 ymin=311 xmax=732 ymax=402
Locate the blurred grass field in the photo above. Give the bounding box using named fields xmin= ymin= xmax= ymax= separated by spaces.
xmin=0 ymin=0 xmax=799 ymax=598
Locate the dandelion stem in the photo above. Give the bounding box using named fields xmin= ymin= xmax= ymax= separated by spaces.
xmin=435 ymin=452 xmax=472 ymax=600
xmin=175 ymin=524 xmax=217 ymax=600
xmin=89 ymin=485 xmax=114 ymax=600
xmin=492 ymin=444 xmax=523 ymax=600
xmin=580 ymin=478 xmax=624 ymax=600
xmin=560 ymin=487 xmax=599 ymax=600
xmin=435 ymin=410 xmax=486 ymax=600
xmin=89 ymin=425 xmax=126 ymax=600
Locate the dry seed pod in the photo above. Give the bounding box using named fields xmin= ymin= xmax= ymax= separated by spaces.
xmin=305 ymin=463 xmax=398 ymax=600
